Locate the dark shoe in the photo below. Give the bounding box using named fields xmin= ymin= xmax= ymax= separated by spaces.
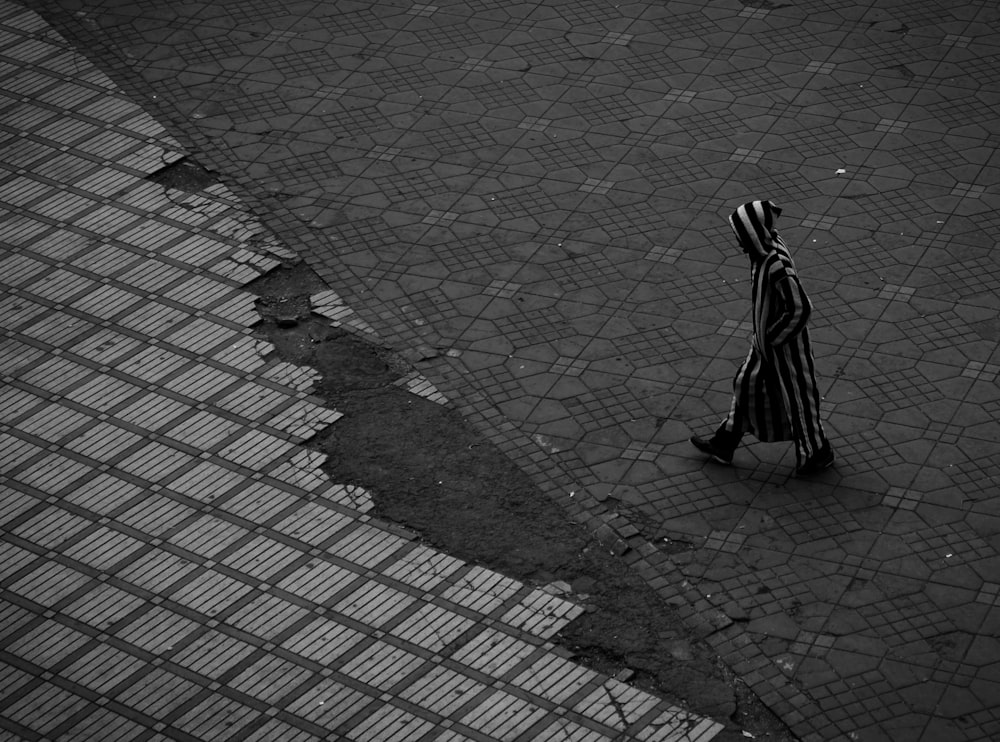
xmin=690 ymin=436 xmax=734 ymax=465
xmin=796 ymin=444 xmax=834 ymax=476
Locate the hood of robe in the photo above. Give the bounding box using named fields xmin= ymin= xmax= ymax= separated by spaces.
xmin=729 ymin=200 xmax=783 ymax=262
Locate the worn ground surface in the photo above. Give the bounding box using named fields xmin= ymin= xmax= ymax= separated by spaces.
xmin=24 ymin=0 xmax=1000 ymax=738
xmin=249 ymin=262 xmax=795 ymax=741
xmin=0 ymin=12 xmax=731 ymax=740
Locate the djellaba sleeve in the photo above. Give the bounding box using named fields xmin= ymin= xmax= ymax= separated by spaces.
xmin=765 ymin=270 xmax=811 ymax=346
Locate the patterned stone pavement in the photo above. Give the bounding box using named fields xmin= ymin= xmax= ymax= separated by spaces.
xmin=16 ymin=0 xmax=1000 ymax=740
xmin=0 ymin=4 xmax=723 ymax=741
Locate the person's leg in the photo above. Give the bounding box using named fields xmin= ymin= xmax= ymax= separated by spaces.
xmin=691 ymin=351 xmax=752 ymax=463
xmin=713 ymin=400 xmax=745 ymax=451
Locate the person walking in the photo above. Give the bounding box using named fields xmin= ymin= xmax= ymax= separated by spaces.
xmin=690 ymin=200 xmax=834 ymax=476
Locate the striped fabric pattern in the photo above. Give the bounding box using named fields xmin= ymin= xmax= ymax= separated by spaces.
xmin=722 ymin=201 xmax=828 ymax=462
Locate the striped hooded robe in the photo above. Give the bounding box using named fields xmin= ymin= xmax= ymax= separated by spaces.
xmin=720 ymin=200 xmax=828 ymax=462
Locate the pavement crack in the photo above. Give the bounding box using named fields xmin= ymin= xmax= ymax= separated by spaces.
xmin=604 ymin=684 xmax=631 ymax=731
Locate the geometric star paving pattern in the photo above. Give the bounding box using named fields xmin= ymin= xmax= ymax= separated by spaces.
xmin=27 ymin=0 xmax=1000 ymax=739
xmin=0 ymin=4 xmax=723 ymax=740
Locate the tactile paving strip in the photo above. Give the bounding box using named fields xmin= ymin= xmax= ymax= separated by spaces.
xmin=0 ymin=4 xmax=721 ymax=741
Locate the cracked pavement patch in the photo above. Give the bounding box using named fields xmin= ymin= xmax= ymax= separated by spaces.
xmin=248 ymin=264 xmax=797 ymax=741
